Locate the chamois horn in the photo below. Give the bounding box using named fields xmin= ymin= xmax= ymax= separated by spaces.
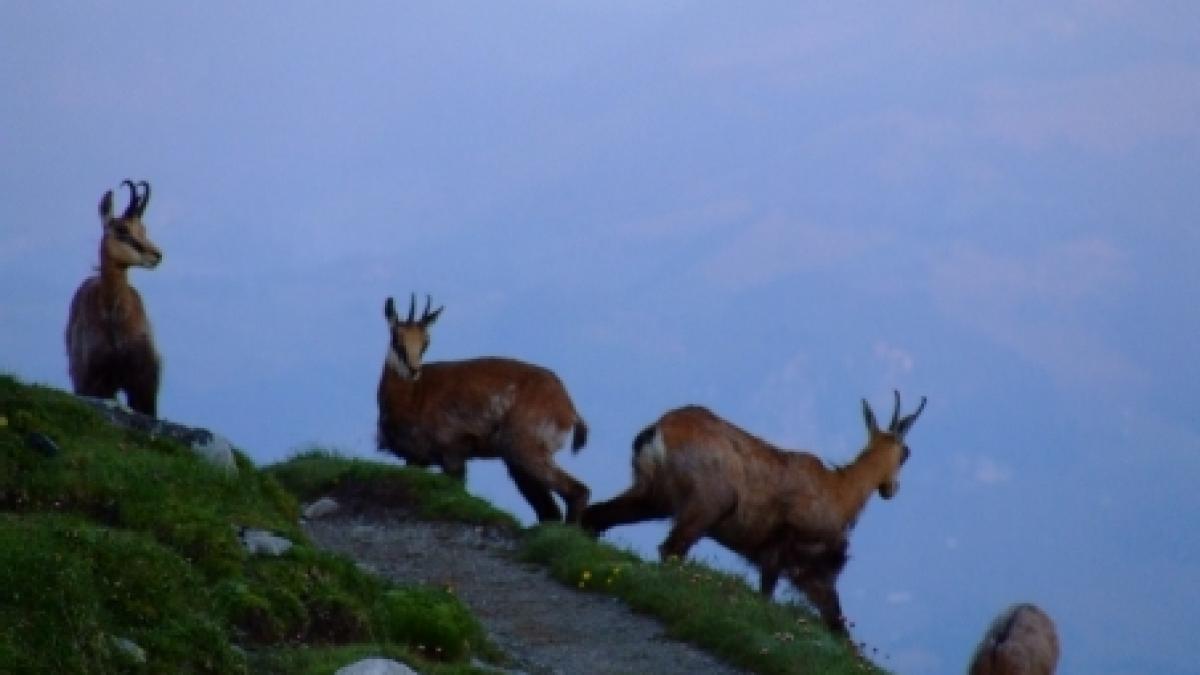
xmin=120 ymin=180 xmax=140 ymax=219
xmin=136 ymin=180 xmax=151 ymax=216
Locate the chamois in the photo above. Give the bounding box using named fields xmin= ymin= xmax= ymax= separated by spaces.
xmin=969 ymin=603 xmax=1060 ymax=675
xmin=65 ymin=180 xmax=163 ymax=416
xmin=582 ymin=391 xmax=925 ymax=635
xmin=376 ymin=294 xmax=591 ymax=523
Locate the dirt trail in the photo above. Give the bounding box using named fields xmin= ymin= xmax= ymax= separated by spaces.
xmin=303 ymin=510 xmax=746 ymax=675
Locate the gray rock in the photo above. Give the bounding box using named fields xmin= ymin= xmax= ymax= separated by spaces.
xmin=76 ymin=396 xmax=237 ymax=473
xmin=112 ymin=636 xmax=146 ymax=663
xmin=334 ymin=657 xmax=418 ymax=675
xmin=303 ymin=497 xmax=340 ymax=520
xmin=238 ymin=527 xmax=293 ymax=557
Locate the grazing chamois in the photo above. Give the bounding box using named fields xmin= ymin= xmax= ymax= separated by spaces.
xmin=376 ymin=294 xmax=591 ymax=523
xmin=65 ymin=180 xmax=163 ymax=416
xmin=969 ymin=603 xmax=1060 ymax=675
xmin=582 ymin=391 xmax=926 ymax=635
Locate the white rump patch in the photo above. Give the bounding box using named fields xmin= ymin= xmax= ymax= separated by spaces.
xmin=536 ymin=420 xmax=569 ymax=451
xmin=635 ymin=427 xmax=667 ymax=476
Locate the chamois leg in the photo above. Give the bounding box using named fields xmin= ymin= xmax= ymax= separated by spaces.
xmin=788 ymin=544 xmax=850 ymax=637
xmin=504 ymin=458 xmax=563 ymax=523
xmin=759 ymin=553 xmax=782 ymax=598
xmin=798 ymin=571 xmax=847 ymax=636
xmin=440 ymin=453 xmax=467 ymax=481
xmin=124 ymin=374 xmax=159 ymax=418
xmin=581 ymin=487 xmax=671 ymax=535
xmin=514 ymin=453 xmax=590 ymax=525
xmin=658 ymin=500 xmax=729 ymax=561
xmin=123 ymin=345 xmax=160 ymax=417
xmin=658 ymin=481 xmax=738 ymax=561
xmin=74 ymin=367 xmax=119 ymax=401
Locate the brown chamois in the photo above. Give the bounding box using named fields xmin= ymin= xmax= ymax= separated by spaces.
xmin=376 ymin=294 xmax=591 ymax=523
xmin=582 ymin=391 xmax=925 ymax=636
xmin=969 ymin=603 xmax=1060 ymax=675
xmin=65 ymin=180 xmax=163 ymax=416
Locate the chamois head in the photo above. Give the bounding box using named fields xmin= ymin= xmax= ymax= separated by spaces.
xmin=862 ymin=390 xmax=926 ymax=500
xmin=98 ymin=180 xmax=161 ymax=269
xmin=383 ymin=293 xmax=444 ymax=381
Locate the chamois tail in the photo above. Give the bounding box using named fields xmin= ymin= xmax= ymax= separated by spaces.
xmin=572 ymin=418 xmax=588 ymax=453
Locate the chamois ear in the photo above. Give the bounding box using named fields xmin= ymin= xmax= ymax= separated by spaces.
xmin=384 ymin=296 xmax=397 ymax=323
xmin=862 ymin=398 xmax=879 ymax=435
xmin=98 ymin=190 xmax=114 ymax=223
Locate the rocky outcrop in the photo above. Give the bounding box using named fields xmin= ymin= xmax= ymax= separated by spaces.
xmin=75 ymin=396 xmax=237 ymax=473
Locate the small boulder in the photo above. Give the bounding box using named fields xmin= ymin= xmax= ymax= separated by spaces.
xmin=238 ymin=527 xmax=293 ymax=557
xmin=76 ymin=396 xmax=237 ymax=473
xmin=112 ymin=636 xmax=147 ymax=664
xmin=303 ymin=497 xmax=340 ymax=520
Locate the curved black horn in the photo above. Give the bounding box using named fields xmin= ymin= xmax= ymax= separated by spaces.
xmin=422 ymin=294 xmax=432 ymax=320
xmin=888 ymin=390 xmax=902 ymax=431
xmin=136 ymin=180 xmax=151 ymax=215
xmin=120 ymin=180 xmax=140 ymax=219
xmin=895 ymin=396 xmax=928 ymax=437
xmin=407 ymin=293 xmax=416 ymax=323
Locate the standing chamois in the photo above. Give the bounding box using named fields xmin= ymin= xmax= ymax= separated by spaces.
xmin=969 ymin=603 xmax=1060 ymax=675
xmin=65 ymin=180 xmax=163 ymax=416
xmin=582 ymin=391 xmax=926 ymax=636
xmin=376 ymin=294 xmax=591 ymax=523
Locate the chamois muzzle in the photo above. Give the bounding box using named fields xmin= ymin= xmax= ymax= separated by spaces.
xmin=879 ymin=480 xmax=899 ymax=500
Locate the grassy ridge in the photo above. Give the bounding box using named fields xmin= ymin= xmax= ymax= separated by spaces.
xmin=268 ymin=453 xmax=886 ymax=675
xmin=0 ymin=374 xmax=491 ymax=673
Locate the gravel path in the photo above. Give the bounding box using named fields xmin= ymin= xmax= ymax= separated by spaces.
xmin=303 ymin=511 xmax=746 ymax=675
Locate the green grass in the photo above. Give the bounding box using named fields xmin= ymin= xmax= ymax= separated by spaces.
xmin=0 ymin=374 xmax=493 ymax=673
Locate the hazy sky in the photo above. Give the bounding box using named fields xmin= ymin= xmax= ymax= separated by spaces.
xmin=3 ymin=4 xmax=1198 ymax=673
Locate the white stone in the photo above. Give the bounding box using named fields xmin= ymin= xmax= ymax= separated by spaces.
xmin=190 ymin=431 xmax=237 ymax=473
xmin=303 ymin=497 xmax=340 ymax=519
xmin=112 ymin=636 xmax=146 ymax=663
xmin=239 ymin=528 xmax=293 ymax=556
xmin=334 ymin=657 xmax=418 ymax=675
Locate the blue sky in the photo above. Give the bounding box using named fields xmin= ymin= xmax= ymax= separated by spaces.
xmin=2 ymin=4 xmax=1197 ymax=673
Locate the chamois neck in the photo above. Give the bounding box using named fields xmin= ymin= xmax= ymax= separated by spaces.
xmin=98 ymin=252 xmax=131 ymax=289
xmin=833 ymin=443 xmax=894 ymax=524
